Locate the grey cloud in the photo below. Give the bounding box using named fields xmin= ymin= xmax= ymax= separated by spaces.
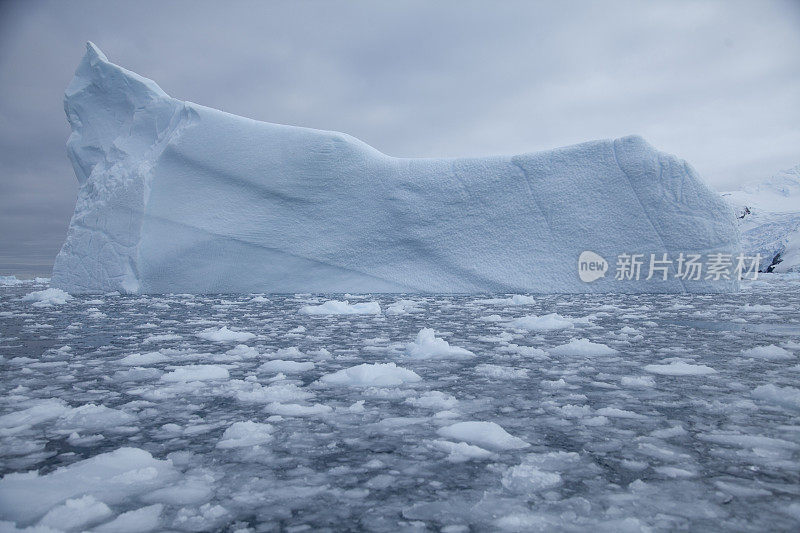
xmin=1 ymin=0 xmax=798 ymax=276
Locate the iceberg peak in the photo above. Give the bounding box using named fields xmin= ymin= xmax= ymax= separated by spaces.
xmin=84 ymin=41 xmax=108 ymax=63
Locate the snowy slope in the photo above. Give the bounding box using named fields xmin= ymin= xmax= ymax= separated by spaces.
xmin=52 ymin=43 xmax=739 ymax=294
xmin=721 ymin=165 xmax=800 ymax=273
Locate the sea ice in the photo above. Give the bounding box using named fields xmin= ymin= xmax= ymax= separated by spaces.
xmin=405 ymin=328 xmax=474 ymax=359
xmin=118 ymin=351 xmax=169 ymax=365
xmin=740 ymin=345 xmax=794 ymax=360
xmin=436 ymin=421 xmax=529 ymax=450
xmin=21 ymin=288 xmax=72 ymax=307
xmin=299 ymin=300 xmax=381 ymax=315
xmin=160 ymin=365 xmax=230 ymax=382
xmin=430 ymin=440 xmax=493 ymax=462
xmin=644 ymin=362 xmax=717 ymax=376
xmin=548 ymin=338 xmax=617 ymax=356
xmin=92 ymin=504 xmax=164 ymax=533
xmin=258 ymin=360 xmax=315 ymax=373
xmin=216 ymin=421 xmax=273 ymax=448
xmin=0 ymin=447 xmax=178 ymax=524
xmin=751 ymin=384 xmax=800 ymax=410
xmin=507 ymin=313 xmax=575 ymax=331
xmin=320 ymin=363 xmax=422 ymax=387
xmin=196 ymin=326 xmax=255 ymax=343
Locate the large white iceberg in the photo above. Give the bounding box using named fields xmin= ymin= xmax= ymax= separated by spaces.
xmin=52 ymin=43 xmax=739 ymax=294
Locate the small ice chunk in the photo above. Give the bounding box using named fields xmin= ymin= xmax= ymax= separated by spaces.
xmin=216 ymin=421 xmax=273 ymax=448
xmin=320 ymin=363 xmax=422 ymax=387
xmin=37 ymin=495 xmax=112 ymax=531
xmin=740 ymin=345 xmax=794 ymax=360
xmin=405 ymin=328 xmax=474 ymax=359
xmin=57 ymin=404 xmax=137 ymax=431
xmin=437 ymin=421 xmax=529 ymax=450
xmin=161 ymin=365 xmax=230 ymax=382
xmin=93 ymin=504 xmax=164 ymax=533
xmin=741 ymin=304 xmax=775 ymax=313
xmin=266 ymin=402 xmax=333 ymax=416
xmin=430 ymin=440 xmax=493 ymax=462
xmin=620 ymin=375 xmax=656 ymax=388
xmin=0 ymin=400 xmax=70 ymax=431
xmin=224 ymin=344 xmax=260 ymax=359
xmin=479 ymin=295 xmax=536 ymax=305
xmin=265 ymin=347 xmax=307 ymax=360
xmin=644 ymin=362 xmax=717 ymax=376
xmin=549 ymin=338 xmax=617 ymax=356
xmin=508 ymin=313 xmax=574 ymax=331
xmin=595 ymin=407 xmax=643 ymax=419
xmin=142 ymin=333 xmax=182 ymax=344
xmin=474 ymin=364 xmax=528 ymax=379
xmin=348 ymin=400 xmax=366 ymax=413
xmin=0 ymin=447 xmax=178 ymax=524
xmin=196 ymin=326 xmax=255 ymax=343
xmin=233 ymin=381 xmax=313 ymax=403
xmin=299 ymin=300 xmax=381 ymax=315
xmin=22 ymin=288 xmax=73 ymax=306
xmin=405 ymin=391 xmax=459 ymax=410
xmin=118 ymin=351 xmax=168 ymax=366
xmin=752 ymin=384 xmax=800 ymax=410
xmin=501 ymin=464 xmax=562 ymax=493
xmin=386 ymin=299 xmax=423 ymax=315
xmin=258 ymin=360 xmax=315 ymax=373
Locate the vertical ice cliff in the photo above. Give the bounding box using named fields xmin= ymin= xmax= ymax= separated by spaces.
xmin=52 ymin=43 xmax=740 ymax=293
xmin=56 ymin=43 xmax=192 ymax=293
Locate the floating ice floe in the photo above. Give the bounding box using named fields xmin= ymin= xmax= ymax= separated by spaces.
xmin=299 ymin=300 xmax=381 ymax=315
xmin=37 ymin=494 xmax=113 ymax=531
xmin=405 ymin=328 xmax=474 ymax=359
xmin=21 ymin=288 xmax=73 ymax=307
xmin=0 ymin=447 xmax=178 ymax=524
xmin=643 ymin=361 xmax=717 ymax=376
xmin=437 ymin=421 xmax=529 ymax=450
xmin=474 ymin=364 xmax=529 ymax=379
xmin=507 ymin=313 xmax=575 ymax=331
xmin=740 ymin=345 xmax=794 ymax=360
xmin=385 ymin=299 xmax=424 ymax=315
xmin=548 ymin=338 xmax=617 ymax=356
xmin=266 ymin=402 xmax=333 ymax=417
xmin=196 ymin=326 xmax=255 ymax=343
xmin=477 ymin=295 xmax=537 ymax=305
xmin=92 ymin=504 xmax=164 ymax=533
xmin=118 ymin=351 xmax=169 ymax=366
xmin=258 ymin=360 xmax=315 ymax=373
xmin=751 ymin=384 xmax=800 ymax=410
xmin=160 ymin=365 xmax=230 ymax=382
xmin=430 ymin=440 xmax=493 ymax=462
xmin=216 ymin=421 xmax=273 ymax=448
xmin=0 ymin=399 xmax=71 ymax=433
xmin=320 ymin=363 xmax=422 ymax=387
xmin=405 ymin=391 xmax=459 ymax=410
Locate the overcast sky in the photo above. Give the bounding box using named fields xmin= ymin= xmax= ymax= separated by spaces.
xmin=1 ymin=0 xmax=799 ymax=276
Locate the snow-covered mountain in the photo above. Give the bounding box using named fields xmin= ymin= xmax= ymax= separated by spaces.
xmin=721 ymin=165 xmax=800 ymax=272
xmin=52 ymin=43 xmax=739 ymax=294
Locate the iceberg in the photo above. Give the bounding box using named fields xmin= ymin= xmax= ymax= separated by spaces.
xmin=52 ymin=42 xmax=739 ymax=294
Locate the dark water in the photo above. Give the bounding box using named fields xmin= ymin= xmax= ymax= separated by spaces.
xmin=1 ymin=276 xmax=799 ymax=531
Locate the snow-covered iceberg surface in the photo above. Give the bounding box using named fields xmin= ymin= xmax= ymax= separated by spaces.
xmin=721 ymin=165 xmax=800 ymax=273
xmin=52 ymin=42 xmax=740 ymax=294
